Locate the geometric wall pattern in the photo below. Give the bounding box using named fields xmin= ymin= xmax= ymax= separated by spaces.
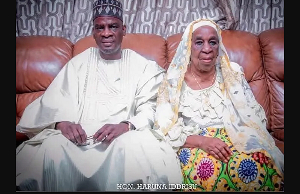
xmin=16 ymin=0 xmax=284 ymax=43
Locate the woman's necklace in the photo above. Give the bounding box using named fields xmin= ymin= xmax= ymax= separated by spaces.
xmin=191 ymin=70 xmax=216 ymax=90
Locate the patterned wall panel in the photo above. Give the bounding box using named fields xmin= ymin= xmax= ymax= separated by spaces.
xmin=122 ymin=0 xmax=236 ymax=38
xmin=233 ymin=0 xmax=284 ymax=34
xmin=16 ymin=0 xmax=284 ymax=43
xmin=16 ymin=0 xmax=94 ymax=42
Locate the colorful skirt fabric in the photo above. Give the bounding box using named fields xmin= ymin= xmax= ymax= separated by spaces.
xmin=177 ymin=127 xmax=284 ymax=191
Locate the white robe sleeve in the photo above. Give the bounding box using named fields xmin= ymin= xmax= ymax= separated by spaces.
xmin=127 ymin=61 xmax=165 ymax=130
xmin=16 ymin=59 xmax=84 ymax=137
xmin=164 ymin=117 xmax=200 ymax=152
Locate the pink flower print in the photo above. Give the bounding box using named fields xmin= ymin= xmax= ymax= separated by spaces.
xmin=196 ymin=157 xmax=214 ymax=180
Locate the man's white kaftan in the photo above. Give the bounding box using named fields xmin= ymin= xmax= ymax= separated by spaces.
xmin=16 ymin=48 xmax=183 ymax=191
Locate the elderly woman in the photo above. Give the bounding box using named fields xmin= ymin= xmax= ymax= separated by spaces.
xmin=151 ymin=19 xmax=284 ymax=191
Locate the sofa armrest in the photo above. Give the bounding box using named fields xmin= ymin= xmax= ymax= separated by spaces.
xmin=270 ymin=129 xmax=284 ymax=154
xmin=16 ymin=131 xmax=29 ymax=147
xmin=271 ymin=129 xmax=284 ymax=141
xmin=274 ymin=138 xmax=284 ymax=154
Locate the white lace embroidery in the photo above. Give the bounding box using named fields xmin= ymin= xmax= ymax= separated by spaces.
xmin=179 ymin=65 xmax=225 ymax=129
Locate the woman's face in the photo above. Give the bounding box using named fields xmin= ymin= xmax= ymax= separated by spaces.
xmin=190 ymin=25 xmax=219 ymax=72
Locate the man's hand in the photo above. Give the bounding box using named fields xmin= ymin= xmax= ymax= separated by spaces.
xmin=55 ymin=121 xmax=87 ymax=145
xmin=198 ymin=136 xmax=233 ymax=163
xmin=93 ymin=123 xmax=129 ymax=144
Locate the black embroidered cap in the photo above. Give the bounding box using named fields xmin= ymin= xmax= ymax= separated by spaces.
xmin=93 ymin=0 xmax=123 ymax=21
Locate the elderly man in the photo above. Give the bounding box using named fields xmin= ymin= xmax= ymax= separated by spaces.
xmin=16 ymin=0 xmax=182 ymax=191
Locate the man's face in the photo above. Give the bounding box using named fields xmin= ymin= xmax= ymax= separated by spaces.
xmin=93 ymin=16 xmax=126 ymax=60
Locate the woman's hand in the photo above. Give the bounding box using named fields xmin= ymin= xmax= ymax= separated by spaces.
xmin=200 ymin=136 xmax=232 ymax=163
xmin=193 ymin=136 xmax=232 ymax=163
xmin=184 ymin=135 xmax=232 ymax=163
xmin=55 ymin=121 xmax=87 ymax=145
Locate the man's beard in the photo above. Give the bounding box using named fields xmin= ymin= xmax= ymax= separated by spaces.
xmin=102 ymin=48 xmax=116 ymax=54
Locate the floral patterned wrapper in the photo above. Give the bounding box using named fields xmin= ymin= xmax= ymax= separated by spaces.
xmin=178 ymin=127 xmax=284 ymax=191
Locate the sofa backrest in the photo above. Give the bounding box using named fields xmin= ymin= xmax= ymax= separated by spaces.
xmin=16 ymin=36 xmax=73 ymax=125
xmin=73 ymin=34 xmax=168 ymax=69
xmin=15 ymin=28 xmax=284 ymax=132
xmin=259 ymin=28 xmax=284 ymax=131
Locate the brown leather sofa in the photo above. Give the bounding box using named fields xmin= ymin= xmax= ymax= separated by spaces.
xmin=16 ymin=28 xmax=284 ymax=154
